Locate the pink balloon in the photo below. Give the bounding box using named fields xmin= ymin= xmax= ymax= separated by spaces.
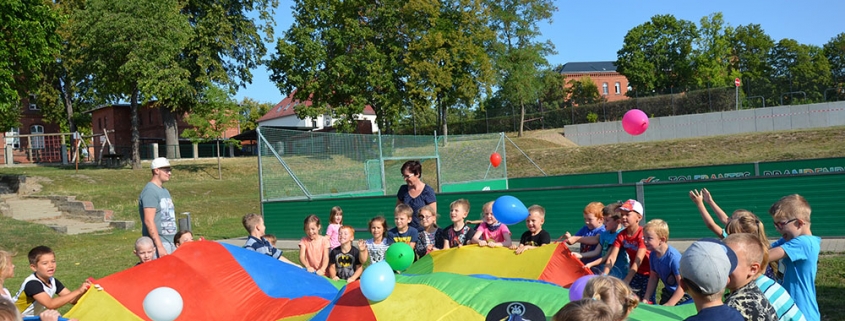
xmin=622 ymin=109 xmax=649 ymax=136
xmin=569 ymin=274 xmax=597 ymax=301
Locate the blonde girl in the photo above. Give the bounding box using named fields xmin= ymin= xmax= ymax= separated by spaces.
xmin=0 ymin=250 xmax=13 ymax=301
xmin=326 ymin=206 xmax=344 ymax=249
xmin=416 ymin=205 xmax=442 ymax=257
xmin=583 ymin=275 xmax=640 ymax=321
xmin=471 ymin=201 xmax=512 ymax=248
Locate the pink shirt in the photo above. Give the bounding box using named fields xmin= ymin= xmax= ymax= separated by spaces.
xmin=326 ymin=223 xmax=341 ymax=249
xmin=477 ymin=223 xmax=511 ymax=243
xmin=299 ymin=236 xmax=330 ymax=270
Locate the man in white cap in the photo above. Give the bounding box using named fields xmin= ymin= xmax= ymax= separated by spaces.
xmin=138 ymin=157 xmax=177 ymax=257
xmin=679 ymin=238 xmax=744 ymax=321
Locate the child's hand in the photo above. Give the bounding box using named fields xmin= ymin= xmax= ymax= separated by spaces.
xmin=514 ymin=245 xmax=526 ymax=254
xmin=78 ymin=280 xmax=92 ymax=293
xmin=306 ymin=267 xmax=316 ymax=273
xmin=477 ymin=240 xmax=488 ymax=247
xmin=701 ymin=188 xmax=713 ymax=203
xmin=347 ymin=277 xmax=358 ymax=283
xmin=509 ymin=244 xmax=519 ymax=250
xmin=317 ymin=269 xmax=326 ymax=276
xmin=572 ymin=252 xmax=582 ymax=259
xmin=426 ymin=244 xmax=434 ymax=252
xmin=357 ymin=239 xmax=366 ymax=250
xmin=332 ymin=276 xmax=340 ymax=281
xmin=689 ymin=189 xmax=703 ymax=204
xmin=39 ymin=310 xmax=62 ymax=321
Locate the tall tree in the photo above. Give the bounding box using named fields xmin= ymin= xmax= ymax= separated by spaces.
xmin=487 ymin=0 xmax=555 ymax=137
xmin=767 ymin=39 xmax=832 ymax=104
xmin=73 ymin=0 xmax=191 ymax=169
xmin=182 ymin=86 xmax=241 ymax=179
xmin=824 ymin=33 xmax=845 ymax=89
xmin=0 ymin=0 xmax=63 ymax=130
xmin=616 ymin=14 xmax=698 ymax=96
xmin=729 ymin=24 xmax=775 ymax=97
xmin=564 ymin=77 xmax=602 ymax=107
xmin=691 ymin=12 xmax=737 ymax=89
xmin=238 ymin=98 xmax=273 ymax=131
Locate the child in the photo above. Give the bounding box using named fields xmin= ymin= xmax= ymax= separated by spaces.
xmin=510 ymin=205 xmax=551 ymax=254
xmin=584 ymin=275 xmax=640 ymax=321
xmin=440 ymin=199 xmax=476 ymax=249
xmin=388 ymin=204 xmax=419 ymax=250
xmin=552 ymin=299 xmax=615 ymax=321
xmin=133 ymin=236 xmax=156 ymax=265
xmin=263 ymin=234 xmax=277 ymax=247
xmin=359 ymin=216 xmax=392 ymax=265
xmin=603 ymin=200 xmax=651 ymax=302
xmin=328 ymin=226 xmax=365 ymax=282
xmin=326 ymin=206 xmax=343 ymax=249
xmin=471 ymin=201 xmax=512 ymax=248
xmin=767 ymin=194 xmax=820 ymax=321
xmin=174 ymin=230 xmax=193 ymax=248
xmin=723 ymin=233 xmax=779 ymax=321
xmin=242 ymin=213 xmax=300 ymax=266
xmin=12 ymin=246 xmax=90 ymax=316
xmin=641 ymin=219 xmax=690 ymax=306
xmin=0 ymin=250 xmax=13 ymax=302
xmin=569 ymin=203 xmax=629 ymax=277
xmin=566 ymin=202 xmax=606 ymax=263
xmin=299 ymin=214 xmax=331 ymax=275
xmin=678 ymin=239 xmax=744 ymax=321
xmin=416 ymin=205 xmax=442 ymax=258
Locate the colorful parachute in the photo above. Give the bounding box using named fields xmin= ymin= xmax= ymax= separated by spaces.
xmin=64 ymin=241 xmax=696 ymax=320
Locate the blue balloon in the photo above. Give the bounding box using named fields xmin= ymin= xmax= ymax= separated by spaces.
xmin=492 ymin=195 xmax=529 ymax=225
xmin=359 ymin=261 xmax=396 ymax=302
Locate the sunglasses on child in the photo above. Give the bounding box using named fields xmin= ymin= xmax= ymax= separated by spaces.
xmin=773 ymin=218 xmax=798 ymax=229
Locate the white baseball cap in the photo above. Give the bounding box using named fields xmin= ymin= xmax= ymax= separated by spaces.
xmin=151 ymin=157 xmax=171 ymax=170
xmin=679 ymin=238 xmax=738 ymax=295
xmin=619 ymin=199 xmax=644 ymax=216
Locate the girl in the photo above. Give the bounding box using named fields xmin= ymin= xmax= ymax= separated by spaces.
xmin=471 ymin=201 xmax=512 ymax=248
xmin=583 ymin=276 xmax=640 ymax=321
xmin=326 ymin=206 xmax=343 ymax=249
xmin=298 ymin=214 xmax=330 ymax=275
xmin=416 ymin=205 xmax=442 ymax=258
xmin=0 ymin=250 xmax=13 ymax=301
xmin=174 ymin=230 xmax=193 ymax=248
xmin=359 ymin=216 xmax=392 ymax=265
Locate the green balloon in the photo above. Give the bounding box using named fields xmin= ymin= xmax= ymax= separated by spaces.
xmin=384 ymin=242 xmax=414 ymax=271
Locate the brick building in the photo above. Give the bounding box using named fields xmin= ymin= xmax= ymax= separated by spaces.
xmin=558 ymin=61 xmax=631 ymax=102
xmin=1 ymin=95 xmax=64 ymax=164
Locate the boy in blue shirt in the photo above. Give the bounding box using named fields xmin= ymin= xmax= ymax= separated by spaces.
xmin=565 ymin=202 xmax=606 ymax=264
xmin=566 ymin=203 xmax=629 ymax=278
xmin=389 ymin=204 xmax=419 ymax=250
xmin=642 ymin=219 xmax=690 ymax=306
xmin=767 ymin=194 xmax=820 ymax=321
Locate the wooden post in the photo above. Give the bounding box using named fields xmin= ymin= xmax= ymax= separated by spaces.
xmin=27 ymin=136 xmax=32 ymax=161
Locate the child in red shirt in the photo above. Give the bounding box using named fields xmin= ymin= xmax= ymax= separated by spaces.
xmin=603 ymin=199 xmax=652 ymax=303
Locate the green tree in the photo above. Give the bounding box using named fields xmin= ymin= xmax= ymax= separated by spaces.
xmin=729 ymin=24 xmax=775 ymax=97
xmin=182 ymin=86 xmax=241 ymax=179
xmin=824 ymin=33 xmax=845 ymax=95
xmin=72 ymin=0 xmax=191 ymax=169
xmin=0 ymin=0 xmax=63 ymax=130
xmin=536 ymin=67 xmax=567 ymax=112
xmin=565 ymin=77 xmax=602 ymax=106
xmin=238 ymin=98 xmax=273 ymax=131
xmin=487 ymin=0 xmax=555 ymax=137
xmin=691 ymin=13 xmax=737 ymax=89
xmin=767 ymin=39 xmax=832 ymax=104
xmin=616 ymin=14 xmax=698 ymax=96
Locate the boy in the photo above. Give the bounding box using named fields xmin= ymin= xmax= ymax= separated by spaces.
xmin=641 ymin=219 xmax=689 ymax=306
xmin=723 ymin=233 xmax=778 ymax=321
xmin=439 ymin=199 xmax=476 ymax=249
xmin=389 ymin=204 xmax=419 ymax=250
xmin=328 ymin=226 xmax=365 ymax=283
xmin=566 ymin=202 xmax=606 ymax=263
xmin=134 ymin=236 xmax=155 ymax=265
xmin=767 ymin=194 xmax=820 ymax=321
xmin=511 ymin=205 xmax=551 ymax=254
xmin=13 ymin=246 xmax=90 ymax=316
xmin=679 ymin=239 xmax=744 ymax=321
xmin=263 ymin=234 xmax=277 ymax=247
xmin=242 ymin=213 xmax=299 ymax=266
xmin=584 ymin=203 xmax=629 ymax=278
xmin=603 ymin=200 xmax=651 ymax=303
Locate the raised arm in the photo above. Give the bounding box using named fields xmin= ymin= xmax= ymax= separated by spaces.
xmin=701 ymin=188 xmax=730 ymax=225
xmin=690 ymin=189 xmax=725 ymax=238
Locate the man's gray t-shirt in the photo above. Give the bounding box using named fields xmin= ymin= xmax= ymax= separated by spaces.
xmin=139 ymin=182 xmax=177 ymax=245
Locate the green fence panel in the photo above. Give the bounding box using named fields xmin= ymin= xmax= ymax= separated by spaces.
xmin=641 ymin=173 xmax=845 ymax=239
xmin=508 ymin=172 xmax=619 ymax=189
xmin=441 ymin=179 xmax=508 ymax=193
xmin=758 ymin=157 xmax=845 ymax=176
xmin=621 ymin=163 xmax=755 ymax=184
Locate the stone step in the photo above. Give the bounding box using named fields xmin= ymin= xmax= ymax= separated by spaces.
xmin=41 ymin=218 xmax=112 ymax=235
xmin=4 ymin=199 xmax=62 ymax=221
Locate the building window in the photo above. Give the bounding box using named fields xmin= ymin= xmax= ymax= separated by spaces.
xmin=30 ymin=125 xmax=44 ymax=149
xmin=4 ymin=128 xmax=19 ymax=148
xmin=615 ymin=82 xmax=621 ymax=94
xmin=28 ymin=94 xmax=38 ymax=110
xmin=602 ymin=83 xmax=609 ymax=95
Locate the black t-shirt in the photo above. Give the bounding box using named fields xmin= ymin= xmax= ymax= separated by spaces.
xmin=519 ymin=230 xmax=551 ymax=247
xmin=439 ymin=224 xmax=476 ymax=248
xmin=24 ymin=277 xmax=65 ymax=298
xmin=328 ymin=246 xmax=361 ymax=280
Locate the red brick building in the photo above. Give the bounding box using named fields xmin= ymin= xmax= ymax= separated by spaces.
xmin=559 ymin=61 xmax=631 ymax=102
xmin=1 ymin=95 xmax=63 ymax=164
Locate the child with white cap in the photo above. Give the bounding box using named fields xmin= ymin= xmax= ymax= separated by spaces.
xmin=602 ymin=199 xmax=653 ymax=303
xmin=679 ymin=239 xmax=744 ymax=321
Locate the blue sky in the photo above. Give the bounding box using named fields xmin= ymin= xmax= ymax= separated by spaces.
xmin=235 ymin=0 xmax=845 ymax=104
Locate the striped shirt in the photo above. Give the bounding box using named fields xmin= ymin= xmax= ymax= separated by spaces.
xmin=243 ymin=236 xmax=282 ymax=259
xmin=756 ymin=275 xmax=806 ymax=321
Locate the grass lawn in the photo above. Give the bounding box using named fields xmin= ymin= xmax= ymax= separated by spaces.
xmin=1 ymin=126 xmax=844 ymax=318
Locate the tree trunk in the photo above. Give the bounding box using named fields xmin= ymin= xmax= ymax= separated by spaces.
xmin=130 ymin=84 xmax=141 ymax=169
xmin=60 ymin=77 xmax=76 ymax=133
xmin=518 ymin=99 xmax=525 ymax=137
xmin=160 ymin=106 xmax=181 ymax=159
xmin=216 ymin=138 xmax=222 ymax=180
xmin=438 ymin=95 xmax=447 ymax=144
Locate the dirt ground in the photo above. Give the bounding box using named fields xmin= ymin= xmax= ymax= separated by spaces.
xmin=519 ymin=128 xmax=579 ymax=147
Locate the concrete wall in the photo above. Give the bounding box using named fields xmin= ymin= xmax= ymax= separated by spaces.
xmin=565 ymin=101 xmax=845 ymax=146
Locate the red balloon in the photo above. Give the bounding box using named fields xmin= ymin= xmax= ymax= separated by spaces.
xmin=490 ymin=152 xmax=502 ymax=168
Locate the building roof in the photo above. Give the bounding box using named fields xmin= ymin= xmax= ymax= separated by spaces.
xmin=558 ymin=61 xmax=617 ymax=74
xmin=257 ymin=90 xmax=376 ymax=122
xmin=83 ymin=103 xmax=131 ymax=114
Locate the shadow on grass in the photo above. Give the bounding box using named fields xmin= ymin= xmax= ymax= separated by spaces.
xmin=819 ymin=285 xmax=845 ymax=321
xmin=175 ymin=163 xmax=218 ymax=178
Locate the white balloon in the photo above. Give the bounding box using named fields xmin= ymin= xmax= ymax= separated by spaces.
xmin=143 ymin=287 xmax=183 ymax=321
